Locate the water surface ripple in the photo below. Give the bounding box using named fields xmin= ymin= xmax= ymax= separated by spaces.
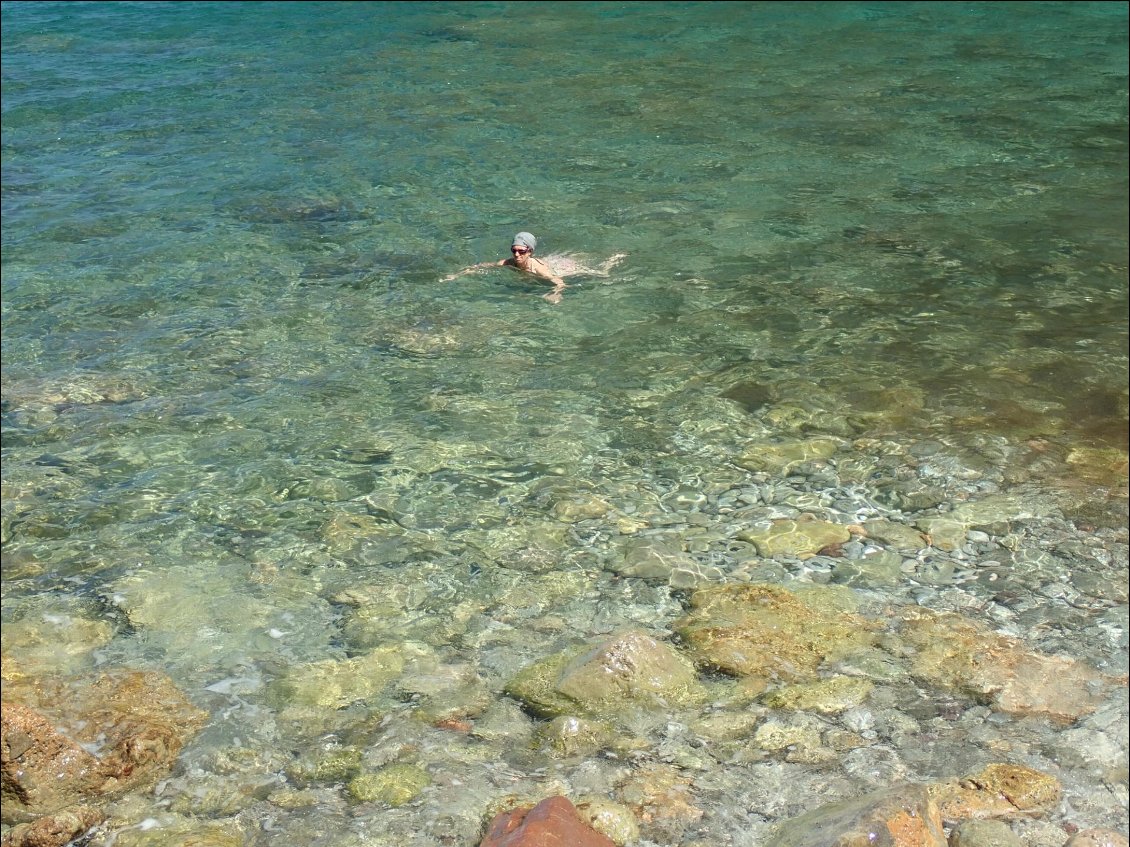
xmin=2 ymin=3 xmax=1127 ymax=845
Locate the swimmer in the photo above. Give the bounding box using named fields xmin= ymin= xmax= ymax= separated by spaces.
xmin=442 ymin=232 xmax=626 ymax=304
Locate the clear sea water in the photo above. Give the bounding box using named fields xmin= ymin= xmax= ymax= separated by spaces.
xmin=2 ymin=2 xmax=1127 ymax=845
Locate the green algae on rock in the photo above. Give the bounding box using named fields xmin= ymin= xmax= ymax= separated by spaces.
xmin=733 ymin=437 xmax=842 ymax=476
xmin=347 ymin=764 xmax=431 ymax=806
xmin=760 ymin=675 xmax=874 ymax=715
xmin=674 ymin=583 xmax=879 ymax=682
xmin=286 ymin=748 xmax=364 ymax=787
xmin=897 ymin=609 xmax=1107 ymax=723
xmin=505 ymin=630 xmax=705 ymax=720
xmin=266 ymin=646 xmax=411 ymax=710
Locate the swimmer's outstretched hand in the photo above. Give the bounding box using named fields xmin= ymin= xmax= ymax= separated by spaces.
xmin=441 ymin=260 xmax=502 ymax=283
xmin=542 ymin=290 xmax=563 ymax=305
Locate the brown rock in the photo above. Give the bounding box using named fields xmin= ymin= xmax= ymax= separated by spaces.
xmin=479 ymin=796 xmax=616 ymax=847
xmin=674 ymin=583 xmax=878 ymax=682
xmin=1065 ymin=829 xmax=1130 ymax=847
xmin=766 ymin=782 xmax=946 ymax=847
xmin=617 ymin=761 xmax=704 ymax=843
xmin=899 ymin=610 xmax=1105 ymax=723
xmin=1 ymin=669 xmax=207 ymax=824
xmin=929 ymin=763 xmax=1062 ymax=824
xmin=1 ymin=704 xmax=102 ymax=823
xmin=1 ymin=806 xmax=103 ymax=847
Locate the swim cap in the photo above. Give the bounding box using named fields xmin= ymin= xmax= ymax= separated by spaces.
xmin=511 ymin=232 xmax=537 ymax=251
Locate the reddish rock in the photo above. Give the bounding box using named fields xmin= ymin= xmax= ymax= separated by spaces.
xmin=1 ymin=704 xmax=101 ymax=823
xmin=617 ymin=760 xmax=704 ymax=842
xmin=766 ymin=782 xmax=946 ymax=847
xmin=480 ymin=796 xmax=616 ymax=847
xmin=1 ymin=669 xmax=207 ymax=825
xmin=929 ymin=763 xmax=1062 ymax=824
xmin=1 ymin=805 xmax=103 ymax=847
xmin=1066 ymin=830 xmax=1130 ymax=847
xmin=899 ymin=610 xmax=1105 ymax=723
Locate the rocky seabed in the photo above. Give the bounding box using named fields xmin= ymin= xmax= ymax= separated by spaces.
xmin=2 ymin=434 xmax=1128 ymax=847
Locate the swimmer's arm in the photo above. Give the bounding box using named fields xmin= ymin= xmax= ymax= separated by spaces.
xmin=532 ymin=264 xmax=567 ymax=303
xmin=440 ymin=259 xmax=507 ymax=282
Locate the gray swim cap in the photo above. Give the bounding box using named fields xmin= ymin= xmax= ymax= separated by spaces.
xmin=511 ymin=232 xmax=537 ymax=251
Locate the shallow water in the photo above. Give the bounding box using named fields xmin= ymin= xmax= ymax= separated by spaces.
xmin=2 ymin=2 xmax=1127 ymax=845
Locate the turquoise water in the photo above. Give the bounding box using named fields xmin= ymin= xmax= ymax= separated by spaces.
xmin=2 ymin=2 xmax=1127 ymax=845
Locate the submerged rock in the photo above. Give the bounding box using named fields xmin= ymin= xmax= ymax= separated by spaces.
xmin=266 ymin=645 xmax=414 ymax=710
xmin=286 ymin=747 xmax=363 ymax=787
xmin=0 ymin=602 xmax=114 ymax=677
xmin=347 ymin=763 xmax=431 ymax=806
xmin=551 ymin=493 xmax=613 ymax=522
xmin=1 ymin=669 xmax=207 ymax=827
xmin=733 ymin=438 xmax=842 ymax=476
xmin=536 ymin=715 xmax=616 ymax=758
xmin=610 ymin=538 xmax=699 ymax=581
xmin=478 ymin=795 xmax=616 ymax=847
xmin=504 ymin=630 xmax=704 ymax=720
xmin=897 ymin=609 xmax=1107 ymax=722
xmin=949 ymin=818 xmax=1024 ymax=847
xmin=1065 ymin=830 xmax=1130 ymax=847
xmin=760 ymin=675 xmax=874 ymax=715
xmin=87 ymin=816 xmax=246 ymax=847
xmin=765 ymin=781 xmax=946 ymax=847
xmin=861 ymin=519 xmax=929 ymax=552
xmin=929 ymin=763 xmax=1063 ymax=823
xmin=321 ymin=510 xmax=406 ymax=554
xmin=573 ymin=798 xmax=640 ymax=846
xmin=616 ymin=761 xmax=704 ymax=843
xmin=737 ymin=517 xmax=853 ymax=559
xmin=0 ymin=805 xmax=104 ymax=847
xmin=674 ymin=583 xmax=879 ymax=682
xmin=1 ymin=703 xmax=100 ymax=824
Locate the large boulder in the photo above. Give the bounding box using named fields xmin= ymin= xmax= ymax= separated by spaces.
xmin=928 ymin=763 xmax=1063 ymax=824
xmin=505 ymin=630 xmax=705 ymax=720
xmin=898 ymin=609 xmax=1106 ymax=723
xmin=674 ymin=583 xmax=879 ymax=682
xmin=1 ymin=669 xmax=207 ymax=827
xmin=766 ymin=782 xmax=946 ymax=847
